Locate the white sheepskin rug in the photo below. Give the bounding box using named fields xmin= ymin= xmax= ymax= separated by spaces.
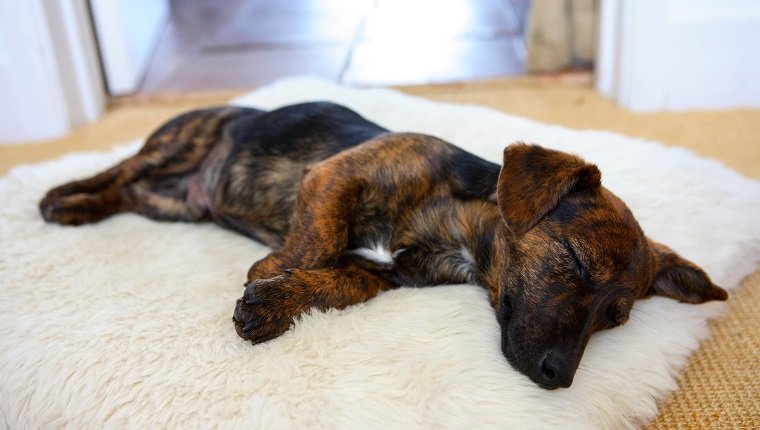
xmin=2 ymin=78 xmax=760 ymax=429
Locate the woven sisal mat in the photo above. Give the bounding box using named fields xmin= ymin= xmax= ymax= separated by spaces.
xmin=649 ymin=270 xmax=760 ymax=429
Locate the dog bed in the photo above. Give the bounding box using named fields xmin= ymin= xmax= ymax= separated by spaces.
xmin=1 ymin=78 xmax=759 ymax=429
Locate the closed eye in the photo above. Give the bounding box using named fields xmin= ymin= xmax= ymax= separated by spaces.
xmin=565 ymin=241 xmax=589 ymax=281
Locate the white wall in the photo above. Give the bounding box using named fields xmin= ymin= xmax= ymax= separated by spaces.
xmin=596 ymin=0 xmax=760 ymax=111
xmin=90 ymin=0 xmax=169 ymax=96
xmin=0 ymin=0 xmax=105 ymax=143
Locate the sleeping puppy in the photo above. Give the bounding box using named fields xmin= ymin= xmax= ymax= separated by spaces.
xmin=39 ymin=102 xmax=727 ymax=389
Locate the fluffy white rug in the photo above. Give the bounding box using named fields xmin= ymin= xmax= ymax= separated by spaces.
xmin=2 ymin=78 xmax=759 ymax=429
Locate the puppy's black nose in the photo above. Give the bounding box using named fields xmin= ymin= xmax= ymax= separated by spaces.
xmin=538 ymin=350 xmax=574 ymax=389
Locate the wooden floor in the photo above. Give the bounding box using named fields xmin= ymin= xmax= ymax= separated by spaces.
xmin=139 ymin=0 xmax=530 ymax=93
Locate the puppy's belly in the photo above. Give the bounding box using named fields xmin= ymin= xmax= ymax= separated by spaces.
xmin=187 ymin=173 xmax=212 ymax=211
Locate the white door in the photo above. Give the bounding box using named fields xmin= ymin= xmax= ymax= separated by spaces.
xmin=596 ymin=0 xmax=760 ymax=111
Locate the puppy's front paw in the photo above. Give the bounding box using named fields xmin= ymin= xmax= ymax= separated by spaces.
xmin=232 ymin=273 xmax=305 ymax=344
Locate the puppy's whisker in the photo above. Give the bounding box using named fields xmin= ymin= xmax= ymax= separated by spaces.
xmin=629 ymin=314 xmax=646 ymax=325
xmin=631 ymin=308 xmax=653 ymax=317
xmin=577 ymin=365 xmax=600 ymax=377
xmin=631 ymin=309 xmax=660 ymax=325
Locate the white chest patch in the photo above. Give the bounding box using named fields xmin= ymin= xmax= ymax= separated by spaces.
xmin=349 ymin=243 xmax=395 ymax=264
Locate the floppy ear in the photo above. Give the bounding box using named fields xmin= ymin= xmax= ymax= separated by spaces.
xmin=648 ymin=240 xmax=728 ymax=303
xmin=496 ymin=143 xmax=601 ymax=235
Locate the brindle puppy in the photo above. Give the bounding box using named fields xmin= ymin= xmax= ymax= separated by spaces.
xmin=39 ymin=102 xmax=727 ymax=389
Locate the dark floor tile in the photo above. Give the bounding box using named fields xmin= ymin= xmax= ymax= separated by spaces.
xmin=141 ymin=45 xmax=351 ymax=92
xmin=507 ymin=0 xmax=532 ymax=31
xmin=204 ymin=1 xmax=367 ymax=48
xmin=254 ymin=0 xmax=374 ymax=14
xmin=168 ymin=0 xmax=246 ymax=26
xmin=138 ymin=0 xmax=530 ymax=93
xmin=164 ymin=0 xmax=248 ymax=48
xmin=139 ymin=0 xmax=249 ymax=91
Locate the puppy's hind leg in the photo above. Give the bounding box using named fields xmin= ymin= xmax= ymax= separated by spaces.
xmin=40 ymin=107 xmax=258 ymax=225
xmin=120 ymin=173 xmax=211 ymax=223
xmin=39 ymin=176 xmax=209 ymax=226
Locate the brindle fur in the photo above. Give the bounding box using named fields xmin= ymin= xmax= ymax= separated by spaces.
xmin=40 ymin=102 xmax=727 ymax=389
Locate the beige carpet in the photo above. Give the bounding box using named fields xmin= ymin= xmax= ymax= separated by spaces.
xmin=1 ymin=75 xmax=758 ymax=428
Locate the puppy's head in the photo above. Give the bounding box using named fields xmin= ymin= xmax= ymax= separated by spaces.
xmin=493 ymin=144 xmax=727 ymax=389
